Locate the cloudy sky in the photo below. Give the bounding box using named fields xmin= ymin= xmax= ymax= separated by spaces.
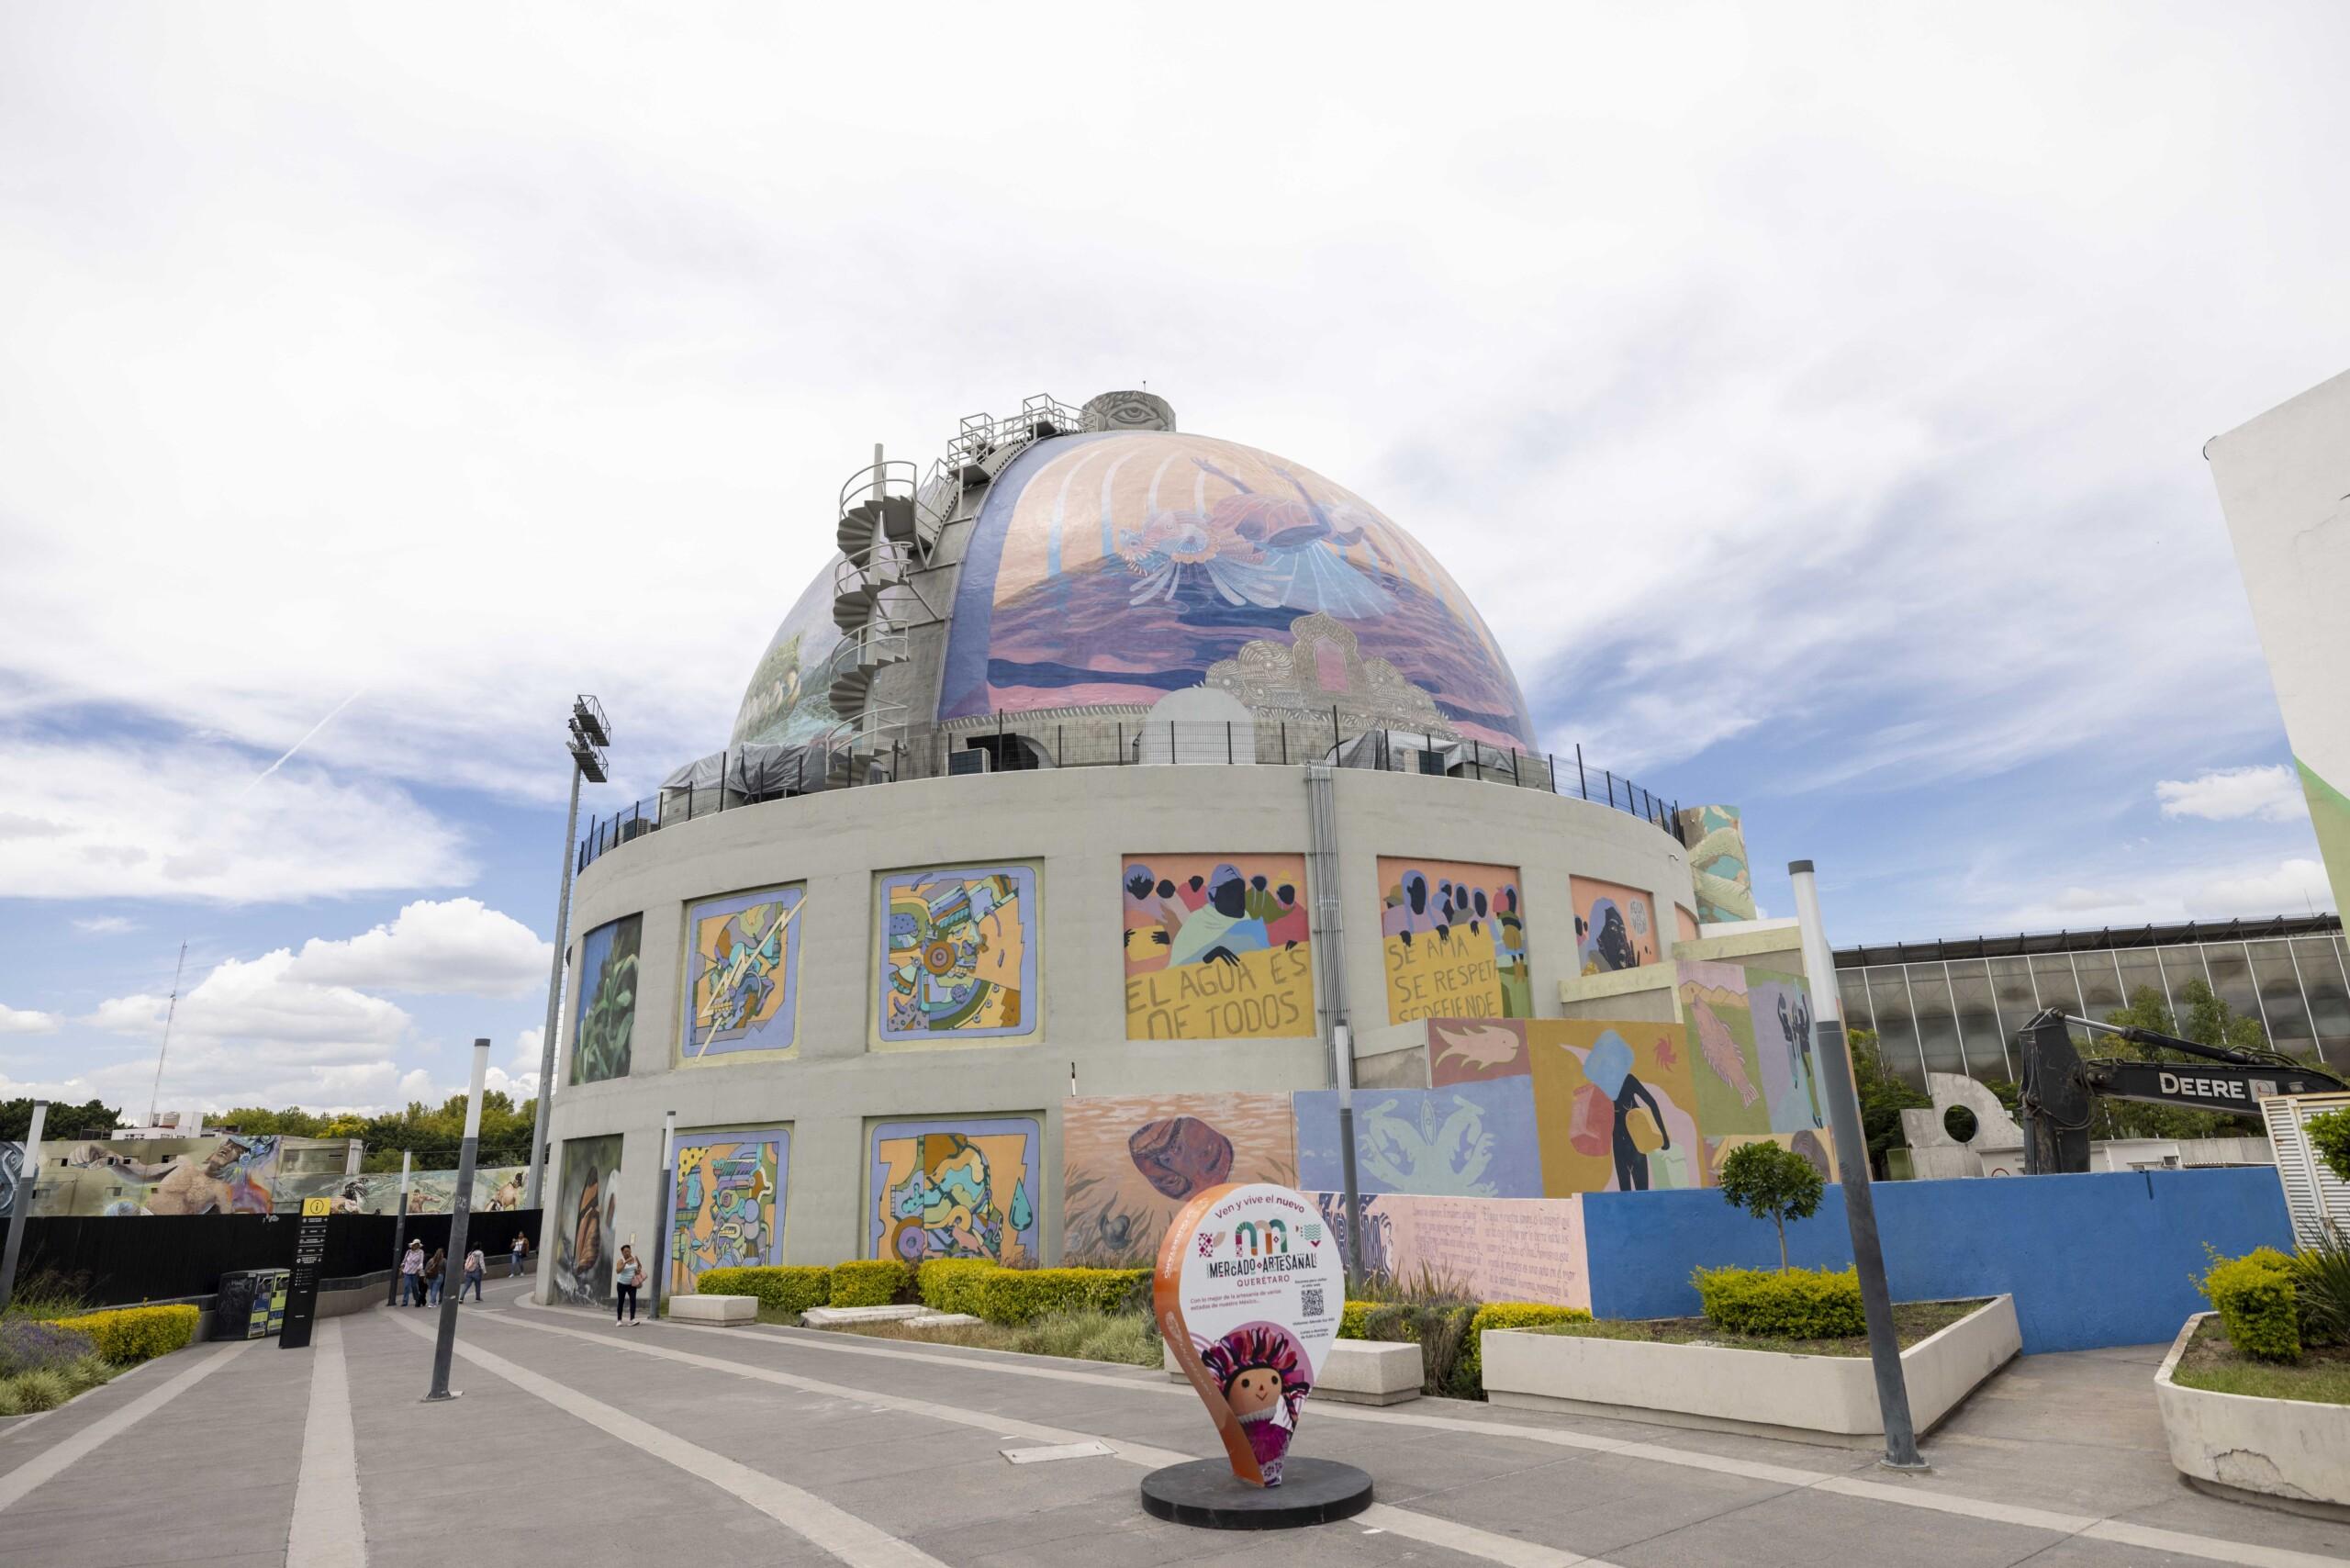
xmin=3 ymin=4 xmax=2344 ymax=1114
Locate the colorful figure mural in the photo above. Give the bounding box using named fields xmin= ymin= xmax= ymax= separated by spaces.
xmin=937 ymin=432 xmax=1536 ymax=749
xmin=1747 ymin=969 xmax=1829 ymax=1135
xmin=1427 ymin=1019 xmax=1528 ymax=1086
xmin=869 ymin=1117 xmax=1039 ymax=1264
xmin=555 ymin=1134 xmax=622 ymax=1305
xmin=1527 ymin=1021 xmax=1702 ymax=1193
xmin=1680 ymin=962 xmax=1830 ymax=1141
xmin=35 ymin=1135 xmax=290 ymax=1216
xmin=572 ymin=914 xmax=640 ymax=1084
xmin=668 ymin=1130 xmax=786 ymax=1294
xmin=1675 ymin=804 xmax=1757 ymax=923
xmin=681 ymin=886 xmax=803 ymax=1061
xmin=878 ymin=866 xmax=1036 ymax=1042
xmin=1307 ymin=1191 xmax=1591 ymax=1310
xmin=1376 ymin=857 xmax=1530 ymax=1023
xmin=1061 ymin=1093 xmax=1296 ymax=1265
xmin=730 ymin=566 xmax=845 ymax=748
xmin=1121 ymin=854 xmax=1313 ymax=1040
xmin=274 ymin=1164 xmax=529 ymax=1216
xmin=1293 ymin=1081 xmax=1542 ymax=1199
xmin=1572 ymin=878 xmax=1659 ymax=974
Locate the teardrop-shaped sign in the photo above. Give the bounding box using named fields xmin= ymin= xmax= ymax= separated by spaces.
xmin=1153 ymin=1182 xmax=1344 ymax=1487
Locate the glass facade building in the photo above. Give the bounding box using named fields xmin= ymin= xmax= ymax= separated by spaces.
xmin=1833 ymin=914 xmax=2349 ymax=1089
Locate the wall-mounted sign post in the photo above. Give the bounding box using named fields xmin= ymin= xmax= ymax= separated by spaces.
xmin=1143 ymin=1181 xmax=1371 ymax=1529
xmin=281 ymin=1196 xmax=331 ymax=1350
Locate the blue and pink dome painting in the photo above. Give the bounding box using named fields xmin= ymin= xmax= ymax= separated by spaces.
xmin=940 ymin=433 xmax=1535 ymax=750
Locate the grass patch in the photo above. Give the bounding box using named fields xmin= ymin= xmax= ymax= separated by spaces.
xmin=818 ymin=1308 xmax=1162 ymax=1367
xmin=1531 ymin=1298 xmax=1988 ymax=1358
xmin=2173 ymin=1316 xmax=2350 ymax=1406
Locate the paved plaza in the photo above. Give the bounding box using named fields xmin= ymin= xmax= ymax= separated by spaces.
xmin=1 ymin=1279 xmax=2343 ymax=1568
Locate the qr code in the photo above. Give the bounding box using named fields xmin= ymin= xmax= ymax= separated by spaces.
xmin=1301 ymin=1285 xmax=1325 ymax=1318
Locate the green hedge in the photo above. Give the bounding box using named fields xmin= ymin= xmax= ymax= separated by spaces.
xmin=2199 ymin=1248 xmax=2300 ymax=1361
xmin=1458 ymin=1303 xmax=1593 ymax=1394
xmin=696 ymin=1265 xmax=831 ymax=1317
xmin=971 ymin=1267 xmax=1149 ymax=1325
xmin=830 ymin=1260 xmax=913 ymax=1308
xmin=1694 ymin=1266 xmax=1863 ymax=1338
xmin=916 ymin=1259 xmax=1000 ymax=1316
xmin=50 ymin=1305 xmax=199 ymax=1364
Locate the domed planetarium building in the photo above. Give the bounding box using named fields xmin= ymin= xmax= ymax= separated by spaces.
xmin=542 ymin=391 xmax=1769 ymax=1307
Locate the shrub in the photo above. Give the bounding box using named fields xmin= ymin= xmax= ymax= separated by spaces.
xmin=972 ymin=1268 xmax=1148 ymax=1326
xmin=2199 ymin=1248 xmax=2300 ymax=1362
xmin=9 ymin=1368 xmax=71 ymax=1412
xmin=1337 ymin=1300 xmax=1374 ymax=1340
xmin=695 ymin=1266 xmax=831 ymax=1317
xmin=0 ymin=1320 xmax=95 ymax=1378
xmin=1718 ymin=1142 xmax=1827 ymax=1271
xmin=829 ymin=1260 xmax=913 ymax=1308
xmin=1354 ymin=1298 xmax=1481 ymax=1397
xmin=2305 ymin=1107 xmax=2350 ymax=1185
xmin=2290 ymin=1226 xmax=2350 ymax=1349
xmin=916 ymin=1259 xmax=1001 ymax=1316
xmin=1694 ymin=1266 xmax=1863 ymax=1338
xmin=50 ymin=1305 xmax=199 ymax=1364
xmin=1458 ymin=1303 xmax=1594 ymax=1395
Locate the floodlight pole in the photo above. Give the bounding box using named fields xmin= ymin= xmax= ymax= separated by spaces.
xmin=1789 ymin=860 xmax=1925 ymax=1472
xmin=386 ymin=1150 xmax=413 ymax=1305
xmin=526 ymin=697 xmax=608 ymax=1215
xmin=427 ymin=1040 xmax=491 ymax=1402
xmin=0 ymin=1101 xmax=48 ymax=1314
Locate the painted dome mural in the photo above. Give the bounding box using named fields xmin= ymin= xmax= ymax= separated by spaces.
xmin=731 ymin=563 xmax=844 ymax=748
xmin=939 ymin=433 xmax=1535 ymax=749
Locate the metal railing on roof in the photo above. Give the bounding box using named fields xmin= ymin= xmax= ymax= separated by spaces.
xmin=575 ymin=717 xmax=1687 ymax=874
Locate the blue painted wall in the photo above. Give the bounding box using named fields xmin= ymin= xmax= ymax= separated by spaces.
xmin=1582 ymin=1169 xmax=2294 ymax=1353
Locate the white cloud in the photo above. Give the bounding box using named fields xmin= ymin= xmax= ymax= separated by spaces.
xmin=71 ymin=915 xmax=136 ymax=934
xmin=289 ymin=898 xmax=551 ymax=999
xmin=0 ymin=737 xmax=472 ymax=903
xmin=1988 ymin=856 xmax=2335 ymax=932
xmin=0 ymin=1003 xmax=62 ymax=1035
xmin=2156 ymin=766 xmax=2309 ymax=823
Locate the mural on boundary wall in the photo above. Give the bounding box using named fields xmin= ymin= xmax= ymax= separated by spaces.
xmin=1061 ymin=1093 xmax=1295 ymax=1265
xmin=869 ymin=1117 xmax=1039 ymax=1265
xmin=1308 ymin=1191 xmax=1590 ymax=1310
xmin=1570 ymin=877 xmax=1659 ymax=974
xmin=1293 ymin=1081 xmax=1542 ymax=1199
xmin=1527 ymin=1021 xmax=1703 ymax=1194
xmin=274 ymin=1164 xmax=530 ymax=1215
xmin=555 ymin=1134 xmax=623 ymax=1305
xmin=878 ymin=866 xmax=1037 ymax=1042
xmin=1122 ymin=855 xmax=1314 ymax=1040
xmin=572 ymin=914 xmax=641 ymax=1084
xmin=35 ymin=1135 xmax=289 ymax=1215
xmin=1376 ymin=857 xmax=1530 ymax=1023
xmin=1679 ymin=961 xmax=1830 ymax=1144
xmin=668 ymin=1130 xmax=787 ymax=1294
xmin=681 ymin=886 xmax=804 ymax=1062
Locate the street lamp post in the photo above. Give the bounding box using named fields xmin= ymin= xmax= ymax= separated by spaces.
xmin=0 ymin=1101 xmax=48 ymax=1314
xmin=427 ymin=1039 xmax=492 ymax=1402
xmin=524 ymin=697 xmax=610 ymax=1214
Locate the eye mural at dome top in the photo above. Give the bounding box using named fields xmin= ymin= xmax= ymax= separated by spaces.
xmin=939 ymin=434 xmax=1536 ymax=750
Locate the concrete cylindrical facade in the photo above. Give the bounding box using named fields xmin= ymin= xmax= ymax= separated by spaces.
xmin=542 ymin=764 xmax=1695 ymax=1284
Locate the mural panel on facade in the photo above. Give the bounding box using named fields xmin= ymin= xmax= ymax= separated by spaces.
xmin=1122 ymin=855 xmax=1313 ymax=1040
xmin=878 ymin=867 xmax=1036 ymax=1042
xmin=681 ymin=887 xmax=803 ymax=1062
xmin=937 ymin=432 xmax=1537 ymax=749
xmin=1527 ymin=1021 xmax=1702 ymax=1194
xmin=555 ymin=1134 xmax=622 ymax=1305
xmin=1061 ymin=1093 xmax=1295 ymax=1265
xmin=1675 ymin=804 xmax=1757 ymax=923
xmin=35 ymin=1135 xmax=284 ymax=1215
xmin=572 ymin=915 xmax=641 ymax=1084
xmin=1428 ymin=1019 xmax=1528 ymax=1086
xmin=1376 ymin=857 xmax=1530 ymax=1023
xmin=1293 ymin=1081 xmax=1541 ymax=1198
xmin=668 ymin=1130 xmax=787 ymax=1294
xmin=1704 ymin=1128 xmax=1838 ymax=1185
xmin=1571 ymin=878 xmax=1659 ymax=974
xmin=1307 ymin=1191 xmax=1590 ymax=1310
xmin=1681 ymin=962 xmax=1830 ymax=1142
xmin=869 ymin=1117 xmax=1039 ymax=1265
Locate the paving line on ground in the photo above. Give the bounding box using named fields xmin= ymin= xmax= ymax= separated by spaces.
xmin=481 ymin=1309 xmax=1615 ymax=1568
xmin=0 ymin=1340 xmax=248 ymax=1516
xmin=287 ymin=1318 xmax=365 ymax=1568
xmin=379 ymin=1309 xmax=946 ymax=1568
xmin=538 ymin=1305 xmax=2347 ymax=1568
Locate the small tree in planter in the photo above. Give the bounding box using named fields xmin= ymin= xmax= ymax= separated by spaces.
xmin=1718 ymin=1141 xmax=1825 ymax=1271
xmin=2307 ymin=1107 xmax=2350 ymax=1184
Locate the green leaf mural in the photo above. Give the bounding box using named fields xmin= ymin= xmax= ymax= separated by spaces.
xmin=571 ymin=914 xmax=640 ymax=1085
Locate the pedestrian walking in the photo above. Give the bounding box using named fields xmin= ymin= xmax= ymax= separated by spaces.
xmin=613 ymin=1243 xmax=643 ymax=1325
xmin=426 ymin=1247 xmax=447 ymax=1305
xmin=509 ymin=1231 xmax=529 ymax=1278
xmin=461 ymin=1246 xmax=486 ymax=1302
xmin=401 ymin=1239 xmax=427 ymax=1306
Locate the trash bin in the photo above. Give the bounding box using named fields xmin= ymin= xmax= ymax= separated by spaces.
xmin=215 ymin=1271 xmax=259 ymax=1340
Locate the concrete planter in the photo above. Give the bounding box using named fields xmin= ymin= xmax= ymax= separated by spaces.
xmin=2155 ymin=1313 xmax=2350 ymax=1519
xmin=1482 ymin=1295 xmax=2019 ymax=1448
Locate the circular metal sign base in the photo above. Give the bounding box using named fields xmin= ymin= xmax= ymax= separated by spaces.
xmin=1138 ymin=1457 xmax=1373 ymax=1529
